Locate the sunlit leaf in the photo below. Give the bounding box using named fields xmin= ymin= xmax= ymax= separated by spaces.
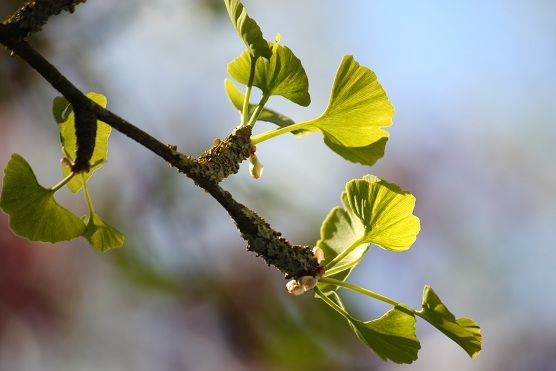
xmin=224 ymin=0 xmax=272 ymax=59
xmin=228 ymin=42 xmax=311 ymax=106
xmin=327 ymin=292 xmax=420 ymax=364
xmin=316 ymin=193 xmax=369 ymax=293
xmin=318 ymin=175 xmax=419 ymax=279
xmin=224 ymin=79 xmax=309 ymax=136
xmin=83 ymin=212 xmax=125 ymax=252
xmin=54 ymin=92 xmax=110 ymax=192
xmin=417 ymin=286 xmax=482 ymax=358
xmin=0 ymin=154 xmax=86 ymax=242
xmin=295 ymin=55 xmax=394 ymax=166
xmin=346 ymin=175 xmax=420 ymax=252
xmin=324 ymin=136 xmax=388 ymax=166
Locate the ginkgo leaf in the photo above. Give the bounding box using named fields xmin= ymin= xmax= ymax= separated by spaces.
xmin=301 ymin=55 xmax=393 ymax=165
xmin=316 ymin=193 xmax=369 ymax=293
xmin=228 ymin=42 xmax=310 ymax=106
xmin=306 ymin=55 xmax=393 ymax=144
xmin=250 ymin=55 xmax=394 ymax=166
xmin=346 ymin=175 xmax=420 ymax=252
xmin=83 ymin=212 xmax=125 ymax=252
xmin=326 ymin=292 xmax=420 ymax=364
xmin=224 ymin=0 xmax=272 ymax=59
xmin=351 ymin=307 xmax=420 ymax=364
xmin=323 ymin=135 xmax=388 ymax=166
xmin=0 ymin=154 xmax=86 ymax=242
xmin=224 ymin=79 xmax=309 ymax=136
xmin=319 ymin=175 xmax=419 ymax=277
xmin=417 ymin=286 xmax=482 ymax=358
xmin=54 ymin=92 xmax=110 ymax=193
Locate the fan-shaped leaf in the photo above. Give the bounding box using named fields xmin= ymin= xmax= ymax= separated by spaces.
xmin=316 ymin=193 xmax=369 ymax=293
xmin=54 ymin=92 xmax=110 ymax=192
xmin=228 ymin=42 xmax=310 ymax=106
xmin=327 ymin=292 xmax=420 ymax=364
xmin=417 ymin=286 xmax=482 ymax=358
xmin=346 ymin=175 xmax=420 ymax=252
xmin=0 ymin=154 xmax=86 ymax=242
xmin=296 ymin=55 xmax=394 ymax=165
xmin=83 ymin=212 xmax=125 ymax=252
xmin=319 ymin=175 xmax=419 ymax=277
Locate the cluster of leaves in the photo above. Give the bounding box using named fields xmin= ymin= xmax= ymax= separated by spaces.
xmin=222 ymin=0 xmax=481 ymax=363
xmin=0 ymin=93 xmax=124 ymax=251
xmin=0 ymin=0 xmax=482 ymax=364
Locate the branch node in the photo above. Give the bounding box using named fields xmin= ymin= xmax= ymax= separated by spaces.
xmin=187 ymin=125 xmax=252 ymax=184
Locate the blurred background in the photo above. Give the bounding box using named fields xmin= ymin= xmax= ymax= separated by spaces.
xmin=1 ymin=1 xmax=555 ymax=370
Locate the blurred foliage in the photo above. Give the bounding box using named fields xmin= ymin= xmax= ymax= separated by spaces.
xmin=0 ymin=2 xmax=47 ymax=104
xmin=110 ymin=245 xmax=377 ymax=370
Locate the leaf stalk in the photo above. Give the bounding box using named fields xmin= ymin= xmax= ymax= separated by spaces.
xmin=319 ymin=277 xmax=402 ymax=308
xmin=49 ymin=171 xmax=75 ymax=193
xmin=241 ymin=55 xmax=258 ymax=126
xmin=324 ymin=237 xmax=368 ymax=273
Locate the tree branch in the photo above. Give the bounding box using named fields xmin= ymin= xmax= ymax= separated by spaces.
xmin=2 ymin=0 xmax=87 ymax=38
xmin=0 ymin=24 xmax=320 ymax=280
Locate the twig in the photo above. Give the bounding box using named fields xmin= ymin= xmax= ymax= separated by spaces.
xmin=0 ymin=20 xmax=319 ymax=279
xmin=2 ymin=0 xmax=87 ymax=38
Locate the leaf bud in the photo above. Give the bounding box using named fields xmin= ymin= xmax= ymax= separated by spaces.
xmin=299 ymin=276 xmax=317 ymax=291
xmin=249 ymin=154 xmax=264 ymax=179
xmin=286 ymin=279 xmax=305 ymax=296
xmin=286 ymin=275 xmax=319 ymax=296
xmin=312 ymin=246 xmax=325 ymax=264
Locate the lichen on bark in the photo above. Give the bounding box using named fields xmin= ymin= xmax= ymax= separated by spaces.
xmin=177 ymin=125 xmax=252 ymax=184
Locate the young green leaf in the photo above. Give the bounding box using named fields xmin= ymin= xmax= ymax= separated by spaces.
xmin=224 ymin=79 xmax=309 ymax=136
xmin=300 ymin=55 xmax=393 ymax=165
xmin=323 ymin=135 xmax=389 ymax=166
xmin=351 ymin=306 xmax=420 ymax=364
xmin=228 ymin=42 xmax=311 ymax=107
xmin=322 ymin=291 xmax=420 ymax=364
xmin=0 ymin=154 xmax=86 ymax=242
xmin=251 ymin=56 xmax=394 ymax=166
xmin=321 ymin=175 xmax=419 ymax=275
xmin=224 ymin=0 xmax=272 ymax=60
xmin=54 ymin=92 xmax=110 ymax=192
xmin=316 ymin=192 xmax=370 ymax=293
xmin=346 ymin=175 xmax=420 ymax=252
xmin=83 ymin=212 xmax=125 ymax=252
xmin=417 ymin=286 xmax=482 ymax=358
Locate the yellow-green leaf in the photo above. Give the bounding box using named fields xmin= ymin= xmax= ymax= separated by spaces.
xmin=346 ymin=175 xmax=420 ymax=252
xmin=320 ymin=175 xmax=419 ymax=277
xmin=325 ymin=292 xmax=420 ymax=364
xmin=83 ymin=212 xmax=125 ymax=252
xmin=54 ymin=92 xmax=110 ymax=193
xmin=224 ymin=0 xmax=272 ymax=59
xmin=228 ymin=42 xmax=310 ymax=106
xmin=298 ymin=55 xmax=394 ymax=165
xmin=0 ymin=154 xmax=86 ymax=242
xmin=417 ymin=286 xmax=482 ymax=358
xmin=316 ymin=193 xmax=369 ymax=293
